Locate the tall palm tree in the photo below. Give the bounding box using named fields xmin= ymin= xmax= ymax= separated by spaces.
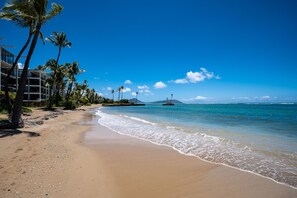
xmin=65 ymin=61 xmax=80 ymax=102
xmin=135 ymin=91 xmax=139 ymax=104
xmin=46 ymin=32 xmax=71 ymax=106
xmin=120 ymin=85 xmax=124 ymax=100
xmin=0 ymin=1 xmax=36 ymax=106
xmin=10 ymin=0 xmax=63 ymax=127
xmin=46 ymin=32 xmax=71 ymax=65
xmin=111 ymin=89 xmax=115 ymax=101
xmin=53 ymin=64 xmax=67 ymax=106
xmin=43 ymin=59 xmax=57 ymax=109
xmin=117 ymin=87 xmax=121 ymax=101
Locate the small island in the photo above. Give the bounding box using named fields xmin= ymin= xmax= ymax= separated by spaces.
xmin=102 ymin=98 xmax=145 ymax=107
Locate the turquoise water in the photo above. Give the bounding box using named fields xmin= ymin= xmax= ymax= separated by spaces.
xmin=95 ymin=104 xmax=297 ymax=188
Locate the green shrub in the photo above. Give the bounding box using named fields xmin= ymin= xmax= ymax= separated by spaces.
xmin=0 ymin=104 xmax=11 ymax=114
xmin=22 ymin=106 xmax=32 ymax=113
xmin=64 ymin=100 xmax=77 ymax=110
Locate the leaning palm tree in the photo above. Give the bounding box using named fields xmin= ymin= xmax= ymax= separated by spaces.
xmin=10 ymin=0 xmax=63 ymax=127
xmin=0 ymin=1 xmax=36 ymax=106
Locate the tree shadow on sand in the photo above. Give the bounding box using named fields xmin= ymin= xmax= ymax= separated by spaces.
xmin=0 ymin=129 xmax=40 ymax=138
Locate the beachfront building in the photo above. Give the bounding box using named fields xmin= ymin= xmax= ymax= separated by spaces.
xmin=0 ymin=47 xmax=49 ymax=102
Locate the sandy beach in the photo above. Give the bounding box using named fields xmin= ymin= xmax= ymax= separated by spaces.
xmin=1 ymin=106 xmax=297 ymax=198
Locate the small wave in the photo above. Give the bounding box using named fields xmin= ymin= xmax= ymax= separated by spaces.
xmin=122 ymin=115 xmax=156 ymax=125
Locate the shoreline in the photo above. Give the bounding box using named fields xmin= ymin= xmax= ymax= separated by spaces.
xmin=97 ymin=121 xmax=297 ymax=190
xmin=84 ymin=110 xmax=297 ymax=197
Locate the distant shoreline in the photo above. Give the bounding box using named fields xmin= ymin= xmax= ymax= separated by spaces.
xmin=102 ymin=103 xmax=145 ymax=107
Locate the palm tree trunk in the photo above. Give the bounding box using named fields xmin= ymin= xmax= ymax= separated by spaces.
xmin=66 ymin=81 xmax=73 ymax=102
xmin=47 ymin=84 xmax=54 ymax=109
xmin=11 ymin=23 xmax=41 ymax=128
xmin=4 ymin=31 xmax=33 ymax=106
xmin=56 ymin=47 xmax=61 ymax=65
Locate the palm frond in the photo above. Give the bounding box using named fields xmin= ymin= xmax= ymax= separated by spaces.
xmin=44 ymin=3 xmax=63 ymax=21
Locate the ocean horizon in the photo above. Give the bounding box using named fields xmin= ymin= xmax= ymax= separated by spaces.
xmin=93 ymin=103 xmax=297 ymax=188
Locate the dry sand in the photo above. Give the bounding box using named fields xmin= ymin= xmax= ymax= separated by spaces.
xmin=0 ymin=106 xmax=296 ymax=198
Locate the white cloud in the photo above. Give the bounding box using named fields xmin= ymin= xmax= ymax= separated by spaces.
xmin=124 ymin=80 xmax=132 ymax=84
xmin=171 ymin=68 xmax=220 ymax=84
xmin=138 ymin=85 xmax=149 ymax=89
xmin=107 ymin=87 xmax=112 ymax=91
xmin=173 ymin=78 xmax=188 ymax=84
xmin=131 ymin=92 xmax=137 ymax=96
xmin=122 ymin=87 xmax=131 ymax=92
xmin=195 ymin=96 xmax=207 ymax=100
xmin=154 ymin=81 xmax=167 ymax=89
xmin=186 ymin=71 xmax=206 ymax=83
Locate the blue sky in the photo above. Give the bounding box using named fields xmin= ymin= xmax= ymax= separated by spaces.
xmin=1 ymin=0 xmax=297 ymax=103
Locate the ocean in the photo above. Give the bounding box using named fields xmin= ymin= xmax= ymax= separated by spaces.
xmin=94 ymin=103 xmax=297 ymax=188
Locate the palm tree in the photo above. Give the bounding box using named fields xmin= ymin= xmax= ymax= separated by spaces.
xmin=46 ymin=32 xmax=71 ymax=65
xmin=135 ymin=91 xmax=139 ymax=104
xmin=0 ymin=1 xmax=36 ymax=106
xmin=170 ymin=94 xmax=173 ymax=104
xmin=65 ymin=61 xmax=80 ymax=102
xmin=111 ymin=89 xmax=115 ymax=101
xmin=46 ymin=32 xmax=71 ymax=106
xmin=53 ymin=64 xmax=67 ymax=106
xmin=117 ymin=87 xmax=121 ymax=101
xmin=43 ymin=59 xmax=58 ymax=109
xmin=10 ymin=0 xmax=63 ymax=127
xmin=120 ymin=85 xmax=124 ymax=100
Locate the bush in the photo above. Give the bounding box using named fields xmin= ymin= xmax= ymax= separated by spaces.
xmin=0 ymin=104 xmax=11 ymax=114
xmin=22 ymin=106 xmax=32 ymax=113
xmin=64 ymin=100 xmax=77 ymax=110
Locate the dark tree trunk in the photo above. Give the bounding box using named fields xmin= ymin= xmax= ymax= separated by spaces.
xmin=10 ymin=23 xmax=41 ymax=128
xmin=4 ymin=31 xmax=33 ymax=106
xmin=66 ymin=81 xmax=73 ymax=102
xmin=56 ymin=47 xmax=61 ymax=65
xmin=47 ymin=84 xmax=54 ymax=109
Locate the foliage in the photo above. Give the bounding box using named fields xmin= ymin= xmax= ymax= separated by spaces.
xmin=63 ymin=100 xmax=77 ymax=110
xmin=22 ymin=106 xmax=32 ymax=113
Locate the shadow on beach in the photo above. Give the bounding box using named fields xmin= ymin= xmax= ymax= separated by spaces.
xmin=0 ymin=129 xmax=40 ymax=138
